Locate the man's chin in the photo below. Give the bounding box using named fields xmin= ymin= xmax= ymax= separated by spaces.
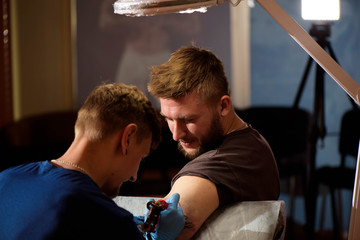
xmin=103 ymin=184 xmax=122 ymax=199
xmin=178 ymin=143 xmax=202 ymax=160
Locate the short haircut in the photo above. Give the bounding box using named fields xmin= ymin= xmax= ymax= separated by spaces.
xmin=148 ymin=46 xmax=230 ymax=104
xmin=75 ymin=83 xmax=162 ymax=150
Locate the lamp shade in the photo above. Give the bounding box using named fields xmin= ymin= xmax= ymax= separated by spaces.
xmin=113 ymin=0 xmax=226 ymax=16
xmin=301 ymin=0 xmax=340 ymax=21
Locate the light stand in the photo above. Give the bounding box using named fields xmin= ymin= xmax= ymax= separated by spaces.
xmin=294 ymin=23 xmax=338 ymax=139
xmin=292 ymin=22 xmax=345 ymax=239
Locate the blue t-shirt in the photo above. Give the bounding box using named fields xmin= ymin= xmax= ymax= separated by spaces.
xmin=0 ymin=161 xmax=144 ymax=240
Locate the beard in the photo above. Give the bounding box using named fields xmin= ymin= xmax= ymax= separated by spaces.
xmin=178 ymin=113 xmax=224 ymax=160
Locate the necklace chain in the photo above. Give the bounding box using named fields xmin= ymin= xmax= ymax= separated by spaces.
xmin=51 ymin=159 xmax=90 ymax=176
xmin=228 ymin=122 xmax=248 ymax=134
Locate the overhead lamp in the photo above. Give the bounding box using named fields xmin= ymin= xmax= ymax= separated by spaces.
xmin=301 ymin=0 xmax=340 ymax=22
xmin=114 ymin=0 xmax=241 ymax=17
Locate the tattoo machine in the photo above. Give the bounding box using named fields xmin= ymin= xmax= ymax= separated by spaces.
xmin=141 ymin=199 xmax=168 ymax=233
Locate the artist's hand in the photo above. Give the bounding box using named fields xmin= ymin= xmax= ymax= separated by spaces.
xmin=149 ymin=193 xmax=185 ymax=240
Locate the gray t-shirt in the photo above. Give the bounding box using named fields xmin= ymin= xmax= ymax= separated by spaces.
xmin=171 ymin=126 xmax=280 ymax=206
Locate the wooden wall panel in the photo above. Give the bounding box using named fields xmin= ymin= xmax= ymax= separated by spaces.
xmin=0 ymin=0 xmax=13 ymax=128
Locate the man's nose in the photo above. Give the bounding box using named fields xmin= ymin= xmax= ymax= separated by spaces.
xmin=172 ymin=121 xmax=186 ymax=141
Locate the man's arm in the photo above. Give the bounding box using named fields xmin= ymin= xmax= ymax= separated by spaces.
xmin=164 ymin=176 xmax=219 ymax=240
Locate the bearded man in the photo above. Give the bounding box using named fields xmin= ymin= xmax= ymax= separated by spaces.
xmin=148 ymin=46 xmax=280 ymax=239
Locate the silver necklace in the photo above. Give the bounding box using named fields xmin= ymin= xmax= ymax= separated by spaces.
xmin=51 ymin=159 xmax=90 ymax=176
xmin=228 ymin=122 xmax=248 ymax=134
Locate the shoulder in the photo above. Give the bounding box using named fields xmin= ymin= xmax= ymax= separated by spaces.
xmin=223 ymin=126 xmax=265 ymax=145
xmin=53 ymin=182 xmax=142 ymax=237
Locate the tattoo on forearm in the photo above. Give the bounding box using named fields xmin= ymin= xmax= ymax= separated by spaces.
xmin=183 ymin=215 xmax=194 ymax=229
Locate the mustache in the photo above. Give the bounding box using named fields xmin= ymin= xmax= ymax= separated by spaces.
xmin=179 ymin=138 xmax=193 ymax=143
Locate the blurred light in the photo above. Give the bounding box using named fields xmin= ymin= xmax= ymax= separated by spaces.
xmin=113 ymin=0 xmax=226 ymax=17
xmin=301 ymin=0 xmax=340 ymax=21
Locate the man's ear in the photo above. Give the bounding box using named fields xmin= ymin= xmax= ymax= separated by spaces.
xmin=120 ymin=123 xmax=138 ymax=156
xmin=219 ymin=95 xmax=232 ymax=117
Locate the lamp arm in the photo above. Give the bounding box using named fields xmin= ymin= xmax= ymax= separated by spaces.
xmin=254 ymin=0 xmax=360 ymax=106
xmin=349 ymin=142 xmax=360 ymax=240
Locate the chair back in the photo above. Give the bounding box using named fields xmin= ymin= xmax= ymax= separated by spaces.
xmin=339 ymin=108 xmax=360 ymax=166
xmin=0 ymin=111 xmax=77 ymax=170
xmin=236 ymin=106 xmax=313 ymax=177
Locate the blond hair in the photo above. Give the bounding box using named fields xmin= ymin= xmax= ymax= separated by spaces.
xmin=75 ymin=83 xmax=162 ymax=149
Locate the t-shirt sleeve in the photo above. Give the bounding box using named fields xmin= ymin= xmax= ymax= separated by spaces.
xmin=171 ymin=128 xmax=280 ymax=206
xmin=171 ymin=151 xmax=241 ymax=205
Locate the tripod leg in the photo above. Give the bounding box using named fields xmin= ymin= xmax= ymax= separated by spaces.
xmin=293 ymin=56 xmax=313 ymax=108
xmin=315 ymin=64 xmax=326 ymax=140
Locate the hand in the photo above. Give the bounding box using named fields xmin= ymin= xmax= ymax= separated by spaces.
xmin=141 ymin=199 xmax=167 ymax=233
xmin=148 ymin=193 xmax=185 ymax=240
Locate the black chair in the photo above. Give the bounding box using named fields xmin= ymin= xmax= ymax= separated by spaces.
xmin=315 ymin=108 xmax=360 ymax=240
xmin=236 ymin=106 xmax=313 ymax=237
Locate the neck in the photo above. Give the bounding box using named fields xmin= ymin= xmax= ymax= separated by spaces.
xmin=51 ymin=159 xmax=90 ymax=176
xmin=224 ymin=111 xmax=248 ymax=134
xmin=51 ymin=137 xmax=96 ymax=180
xmin=54 ymin=135 xmax=116 ymax=190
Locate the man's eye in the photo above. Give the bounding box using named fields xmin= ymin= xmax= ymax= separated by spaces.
xmin=184 ymin=119 xmax=194 ymax=123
